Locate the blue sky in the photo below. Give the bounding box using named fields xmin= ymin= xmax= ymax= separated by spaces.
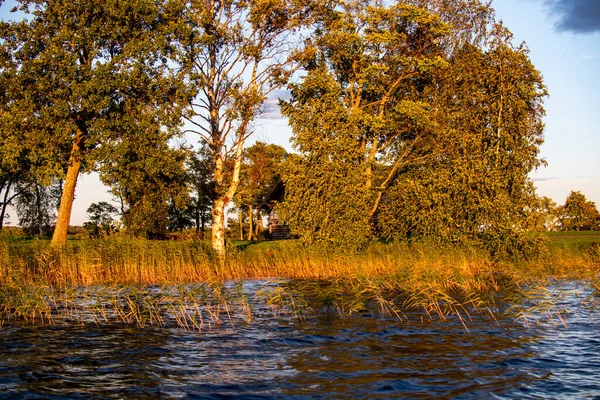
xmin=1 ymin=0 xmax=599 ymax=225
xmin=492 ymin=0 xmax=600 ymax=210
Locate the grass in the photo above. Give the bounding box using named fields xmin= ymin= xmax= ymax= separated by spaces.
xmin=0 ymin=233 xmax=598 ymax=329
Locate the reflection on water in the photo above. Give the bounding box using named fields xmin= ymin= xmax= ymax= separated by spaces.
xmin=0 ymin=281 xmax=598 ymax=399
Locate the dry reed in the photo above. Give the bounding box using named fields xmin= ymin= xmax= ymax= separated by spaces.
xmin=1 ymin=238 xmax=598 ymax=328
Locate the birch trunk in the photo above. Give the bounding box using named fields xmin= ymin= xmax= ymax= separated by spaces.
xmin=211 ymin=198 xmax=226 ymax=256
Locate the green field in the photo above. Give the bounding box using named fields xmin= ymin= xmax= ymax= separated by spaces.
xmin=545 ymin=230 xmax=600 ymax=251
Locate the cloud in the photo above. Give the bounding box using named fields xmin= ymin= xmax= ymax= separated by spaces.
xmin=543 ymin=0 xmax=600 ymax=34
xmin=532 ymin=177 xmax=559 ymax=182
xmin=260 ymin=90 xmax=291 ymax=120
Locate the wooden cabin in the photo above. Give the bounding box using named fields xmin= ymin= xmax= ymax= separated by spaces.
xmin=259 ymin=179 xmax=292 ymax=240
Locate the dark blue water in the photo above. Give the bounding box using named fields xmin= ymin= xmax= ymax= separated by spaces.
xmin=1 ymin=281 xmax=599 ymax=399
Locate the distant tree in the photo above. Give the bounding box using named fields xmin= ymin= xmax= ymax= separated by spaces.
xmin=83 ymin=201 xmax=119 ymax=238
xmin=186 ymin=146 xmax=215 ymax=238
xmin=167 ymin=198 xmax=195 ymax=233
xmin=14 ymin=180 xmax=62 ymax=237
xmin=227 ymin=207 xmax=247 ymax=241
xmin=558 ymin=191 xmax=600 ymax=231
xmin=525 ymin=196 xmax=559 ymax=232
xmin=98 ymin=127 xmax=189 ymax=239
xmin=0 ymin=0 xmax=185 ymax=246
xmin=0 ymin=162 xmax=33 ymax=231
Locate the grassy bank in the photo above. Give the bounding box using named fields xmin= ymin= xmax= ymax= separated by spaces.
xmin=1 ymin=233 xmax=598 ymax=327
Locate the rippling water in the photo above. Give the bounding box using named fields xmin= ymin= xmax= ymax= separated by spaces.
xmin=1 ymin=281 xmax=599 ymax=399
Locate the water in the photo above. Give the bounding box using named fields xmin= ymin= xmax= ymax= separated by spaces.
xmin=1 ymin=281 xmax=599 ymax=399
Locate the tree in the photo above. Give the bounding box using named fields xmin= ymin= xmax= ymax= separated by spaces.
xmin=14 ymin=180 xmax=62 ymax=237
xmin=172 ymin=0 xmax=311 ymax=257
xmin=167 ymin=198 xmax=195 ymax=233
xmin=0 ymin=31 xmax=38 ymax=231
xmin=0 ymin=158 xmax=34 ymax=231
xmin=525 ymin=196 xmax=559 ymax=232
xmin=280 ymin=0 xmax=547 ymax=257
xmin=558 ymin=191 xmax=600 ymax=231
xmin=98 ymin=126 xmax=189 ymax=238
xmin=378 ymin=2 xmax=546 ymax=258
xmin=83 ymin=201 xmax=119 ymax=238
xmin=235 ymin=142 xmax=287 ymax=240
xmin=377 ymin=35 xmax=547 ymax=253
xmin=186 ymin=145 xmax=215 ymax=238
xmin=279 ymin=0 xmax=450 ymax=248
xmin=0 ymin=0 xmax=184 ymax=246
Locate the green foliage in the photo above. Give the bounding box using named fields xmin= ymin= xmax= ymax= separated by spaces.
xmin=0 ymin=0 xmax=186 ymax=244
xmin=167 ymin=198 xmax=195 ymax=233
xmin=234 ymin=142 xmax=287 ymax=239
xmin=525 ymin=196 xmax=559 ymax=232
xmin=83 ymin=201 xmax=119 ymax=238
xmin=98 ymin=127 xmax=189 ymax=238
xmin=282 ymin=0 xmax=547 ymax=258
xmin=238 ymin=142 xmax=287 ymax=209
xmin=280 ymin=0 xmax=449 ymax=248
xmin=376 ymin=33 xmax=547 ymax=258
xmin=14 ymin=180 xmax=61 ymax=237
xmin=186 ymin=146 xmax=214 ymax=236
xmin=279 ymin=150 xmax=372 ymax=251
xmin=558 ymin=191 xmax=600 ymax=231
xmin=0 ymin=145 xmax=36 ymax=230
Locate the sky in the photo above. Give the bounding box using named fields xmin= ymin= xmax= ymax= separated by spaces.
xmin=1 ymin=0 xmax=599 ymax=226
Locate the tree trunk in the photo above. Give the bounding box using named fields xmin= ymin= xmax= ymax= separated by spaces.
xmin=195 ymin=204 xmax=200 ymax=234
xmin=238 ymin=208 xmax=244 ymax=240
xmin=247 ymin=207 xmax=253 ymax=241
xmin=211 ymin=134 xmax=246 ymax=258
xmin=0 ymin=181 xmax=13 ymax=231
xmin=51 ymin=132 xmax=84 ymax=246
xmin=255 ymin=207 xmax=263 ymax=239
xmin=200 ymin=208 xmax=206 ymax=240
xmin=211 ymin=198 xmax=226 ymax=257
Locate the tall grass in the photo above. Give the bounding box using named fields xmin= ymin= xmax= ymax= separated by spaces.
xmin=1 ymin=236 xmax=598 ymax=327
xmin=0 ymin=238 xmax=504 ymax=285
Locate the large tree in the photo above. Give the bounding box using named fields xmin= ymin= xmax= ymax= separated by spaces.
xmin=172 ymin=0 xmax=311 ymax=257
xmin=378 ymin=37 xmax=546 ymax=249
xmin=280 ymin=0 xmax=547 ymax=255
xmin=0 ymin=0 xmax=184 ymax=246
xmin=279 ymin=0 xmax=450 ymax=248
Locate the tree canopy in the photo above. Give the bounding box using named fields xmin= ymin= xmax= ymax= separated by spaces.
xmin=558 ymin=191 xmax=600 ymax=231
xmin=0 ymin=0 xmax=185 ymax=245
xmin=170 ymin=0 xmax=313 ymax=257
xmin=1 ymin=0 xmax=558 ymax=258
xmin=279 ymin=0 xmax=548 ymax=256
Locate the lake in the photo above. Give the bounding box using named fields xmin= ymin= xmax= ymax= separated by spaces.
xmin=0 ymin=280 xmax=598 ymax=398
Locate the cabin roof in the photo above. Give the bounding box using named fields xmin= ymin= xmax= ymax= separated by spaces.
xmin=259 ymin=179 xmax=284 ymax=211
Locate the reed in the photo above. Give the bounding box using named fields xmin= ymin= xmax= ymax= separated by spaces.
xmin=0 ymin=236 xmax=598 ymax=327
